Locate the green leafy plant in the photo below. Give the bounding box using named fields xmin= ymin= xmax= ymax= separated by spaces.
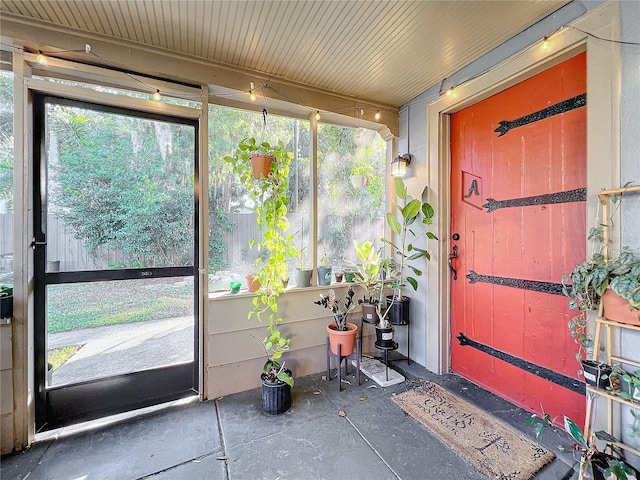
xmin=527 ymin=413 xmax=639 ymax=479
xmin=224 ymin=137 xmax=298 ymax=387
xmin=563 ymin=247 xmax=640 ymax=361
xmin=382 ymin=177 xmax=437 ymax=301
xmin=352 ymin=240 xmax=381 ymax=305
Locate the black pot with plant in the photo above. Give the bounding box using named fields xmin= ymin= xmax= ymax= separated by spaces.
xmin=581 ymin=360 xmax=613 ymax=389
xmin=528 ymin=413 xmax=639 ymax=480
xmin=0 ymin=286 xmax=12 ymax=319
xmin=381 ymin=177 xmax=437 ymax=326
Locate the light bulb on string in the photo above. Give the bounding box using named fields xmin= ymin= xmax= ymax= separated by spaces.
xmin=375 ymin=110 xmax=381 ymax=121
xmin=359 ymin=108 xmax=364 ymax=116
xmin=315 ymin=111 xmax=321 ymax=121
xmin=541 ymin=37 xmax=550 ymax=51
xmin=446 ymin=87 xmax=454 ymax=97
xmin=36 ymin=51 xmax=47 ymax=65
xmin=153 ymin=89 xmax=162 ymax=102
xmin=249 ymin=82 xmax=256 ymax=101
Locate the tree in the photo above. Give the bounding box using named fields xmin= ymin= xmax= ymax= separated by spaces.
xmin=50 ymin=105 xmax=195 ymax=267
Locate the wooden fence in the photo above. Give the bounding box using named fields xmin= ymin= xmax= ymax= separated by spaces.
xmin=1 ymin=212 xmax=384 ymax=272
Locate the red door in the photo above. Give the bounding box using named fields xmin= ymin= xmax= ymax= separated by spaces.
xmin=450 ymin=53 xmax=587 ymax=425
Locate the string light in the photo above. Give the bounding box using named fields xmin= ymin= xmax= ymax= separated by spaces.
xmin=359 ymin=108 xmax=364 ymax=116
xmin=36 ymin=51 xmax=47 ymax=64
xmin=375 ymin=110 xmax=381 ymax=120
xmin=315 ymin=111 xmax=321 ymax=121
xmin=152 ymin=89 xmax=162 ymax=101
xmin=249 ymin=82 xmax=256 ymax=101
xmin=446 ymin=87 xmax=455 ymax=97
xmin=541 ymin=37 xmax=550 ymax=51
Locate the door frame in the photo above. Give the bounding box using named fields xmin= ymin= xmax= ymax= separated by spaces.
xmin=425 ymin=2 xmax=621 ymax=375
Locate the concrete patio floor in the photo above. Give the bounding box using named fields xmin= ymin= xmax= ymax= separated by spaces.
xmin=1 ymin=360 xmax=579 ymax=480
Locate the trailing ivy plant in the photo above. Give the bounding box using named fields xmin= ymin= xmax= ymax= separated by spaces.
xmin=224 ymin=137 xmax=298 ymax=387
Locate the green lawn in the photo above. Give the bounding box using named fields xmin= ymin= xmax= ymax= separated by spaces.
xmin=48 ymin=278 xmax=194 ymax=333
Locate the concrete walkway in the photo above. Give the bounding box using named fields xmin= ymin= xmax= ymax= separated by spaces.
xmin=48 ymin=316 xmax=193 ymax=385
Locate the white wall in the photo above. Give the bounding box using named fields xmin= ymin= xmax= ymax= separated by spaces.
xmin=618 ymin=0 xmax=640 ymax=453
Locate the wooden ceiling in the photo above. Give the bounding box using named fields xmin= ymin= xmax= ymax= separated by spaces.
xmin=0 ymin=1 xmax=568 ymax=109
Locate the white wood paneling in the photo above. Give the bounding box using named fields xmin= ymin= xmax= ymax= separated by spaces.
xmin=0 ymin=0 xmax=568 ymax=107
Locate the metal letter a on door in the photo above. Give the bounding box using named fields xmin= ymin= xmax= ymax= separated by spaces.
xmin=461 ymin=171 xmax=483 ymax=209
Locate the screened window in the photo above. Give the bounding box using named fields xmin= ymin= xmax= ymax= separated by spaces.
xmin=317 ymin=124 xmax=386 ymax=270
xmin=207 ymin=105 xmax=387 ymax=291
xmin=207 ymin=107 xmax=311 ymax=289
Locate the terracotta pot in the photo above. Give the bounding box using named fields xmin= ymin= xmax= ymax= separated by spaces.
xmin=602 ymin=288 xmax=640 ymax=325
xmin=327 ymin=322 xmax=358 ymax=356
xmin=246 ymin=273 xmax=261 ymax=292
xmin=250 ymin=154 xmax=274 ymax=179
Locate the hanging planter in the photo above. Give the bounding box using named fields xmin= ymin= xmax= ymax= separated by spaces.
xmin=250 ymin=154 xmax=274 ymax=180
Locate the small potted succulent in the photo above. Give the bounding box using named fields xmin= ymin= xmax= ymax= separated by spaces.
xmin=315 ymin=287 xmax=358 ymax=356
xmin=317 ymin=241 xmax=332 ymax=286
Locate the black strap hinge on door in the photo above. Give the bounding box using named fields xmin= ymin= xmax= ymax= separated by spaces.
xmin=456 ymin=332 xmax=585 ymax=395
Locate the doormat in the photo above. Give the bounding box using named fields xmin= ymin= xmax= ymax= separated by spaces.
xmin=392 ymin=382 xmax=554 ymax=480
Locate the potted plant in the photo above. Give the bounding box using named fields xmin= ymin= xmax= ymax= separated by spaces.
xmin=224 ymin=137 xmax=285 ymax=180
xmin=315 ymin=286 xmax=358 ymax=356
xmin=527 ymin=413 xmax=639 ymax=480
xmin=0 ymin=285 xmax=12 ymax=319
xmin=225 ymin=137 xmax=297 ymax=414
xmin=608 ymin=364 xmax=640 ymax=402
xmin=352 ymin=240 xmax=382 ymax=325
xmin=294 ymin=234 xmax=313 ymax=287
xmin=563 ymin=247 xmax=640 ymax=361
xmin=381 ymin=177 xmax=437 ymax=325
xmin=317 ymin=240 xmax=332 ymax=286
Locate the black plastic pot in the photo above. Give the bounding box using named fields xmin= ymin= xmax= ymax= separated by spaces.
xmin=590 ymin=452 xmax=640 ymax=480
xmin=581 ymin=360 xmax=612 ymax=389
xmin=0 ymin=295 xmax=12 ymax=319
xmin=375 ymin=325 xmax=394 ymax=347
xmin=261 ymin=369 xmax=292 ymax=415
xmin=386 ymin=295 xmax=410 ymax=325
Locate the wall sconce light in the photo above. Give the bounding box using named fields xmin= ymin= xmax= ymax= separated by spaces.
xmin=391 ymin=154 xmax=411 ymax=177
xmin=350 ymin=174 xmax=368 ymax=188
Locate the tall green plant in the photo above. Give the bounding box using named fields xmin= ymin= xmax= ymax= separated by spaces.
xmin=382 ymin=177 xmax=437 ymax=301
xmin=224 ymin=137 xmax=297 ymax=386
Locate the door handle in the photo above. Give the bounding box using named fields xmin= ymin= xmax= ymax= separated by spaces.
xmin=30 ymin=238 xmax=47 ymax=249
xmin=448 ymin=245 xmax=458 ymax=281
